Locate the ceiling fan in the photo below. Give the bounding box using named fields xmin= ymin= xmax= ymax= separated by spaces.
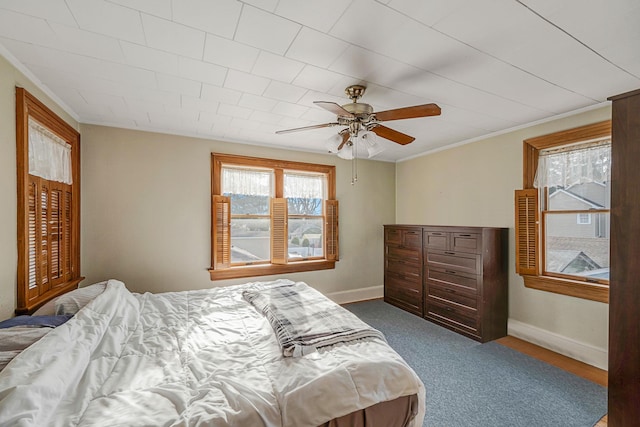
xmin=276 ymin=85 xmax=441 ymax=159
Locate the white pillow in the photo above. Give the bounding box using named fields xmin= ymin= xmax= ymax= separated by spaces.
xmin=54 ymin=281 xmax=108 ymax=316
xmin=32 ymin=298 xmax=59 ymax=316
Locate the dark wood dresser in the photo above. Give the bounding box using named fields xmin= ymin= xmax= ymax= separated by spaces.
xmin=384 ymin=225 xmax=508 ymax=342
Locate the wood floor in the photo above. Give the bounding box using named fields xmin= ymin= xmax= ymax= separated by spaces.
xmin=496 ymin=336 xmax=607 ymax=426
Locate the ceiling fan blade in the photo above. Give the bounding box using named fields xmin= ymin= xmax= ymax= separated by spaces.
xmin=371 ymin=125 xmax=415 ymax=145
xmin=275 ymin=122 xmax=338 ymax=134
xmin=314 ymin=101 xmax=355 ymax=118
xmin=375 ymin=103 xmax=441 ymax=122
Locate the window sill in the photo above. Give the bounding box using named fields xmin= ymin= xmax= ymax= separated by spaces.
xmin=208 ymin=260 xmax=335 ymax=281
xmin=522 ymin=275 xmax=609 ymax=303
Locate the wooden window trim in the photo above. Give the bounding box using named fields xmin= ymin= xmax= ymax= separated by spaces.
xmin=209 ymin=153 xmax=337 ymax=281
xmin=518 ymin=120 xmax=611 ymax=303
xmin=16 ymin=87 xmax=83 ymax=314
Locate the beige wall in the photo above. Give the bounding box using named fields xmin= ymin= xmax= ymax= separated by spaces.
xmin=396 ymin=107 xmax=611 ymax=352
xmin=80 ymin=125 xmax=395 ymax=297
xmin=0 ymin=55 xmax=78 ymax=320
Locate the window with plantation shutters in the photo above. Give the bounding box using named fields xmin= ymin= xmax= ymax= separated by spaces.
xmin=16 ymin=88 xmax=83 ymax=314
xmin=516 ymin=121 xmax=610 ymax=303
xmin=209 ymin=153 xmax=338 ymax=281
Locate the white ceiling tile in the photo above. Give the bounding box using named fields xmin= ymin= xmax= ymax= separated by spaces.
xmin=521 ymin=0 xmax=640 ymax=78
xmin=65 ymin=0 xmax=145 ymax=44
xmin=385 ymin=0 xmax=469 ymax=27
xmin=272 ymin=101 xmax=308 ymax=119
xmin=0 ymin=0 xmax=77 ymax=25
xmin=275 ymin=0 xmax=352 ymax=32
xmin=292 ymin=65 xmax=351 ymax=93
xmin=141 ymin=14 xmax=205 ymax=59
xmin=47 ymin=23 xmax=124 ymax=62
xmin=262 ymin=80 xmax=307 ymax=103
xmin=229 ymin=117 xmax=261 ymax=130
xmin=241 ymin=0 xmax=279 ymax=13
xmin=238 ymin=93 xmax=278 ymax=112
xmin=121 ymin=41 xmax=178 ymax=74
xmin=0 ymin=9 xmax=57 ymax=46
xmin=172 ymin=0 xmax=241 ymax=38
xmin=234 ymin=5 xmax=301 ymax=55
xmin=181 ymin=95 xmax=220 ymax=114
xmin=224 ymin=69 xmax=270 ymax=95
xmin=106 ymin=0 xmax=172 ymax=19
xmin=156 ymin=73 xmax=202 ymax=97
xmin=218 ymin=103 xmax=253 ymax=119
xmin=124 ymin=98 xmax=166 ymax=115
xmin=200 ymin=84 xmax=243 ymax=105
xmin=178 ymin=57 xmax=227 ymax=86
xmin=203 ymin=33 xmax=259 ymax=72
xmin=252 ymin=51 xmax=304 ymax=83
xmin=285 ymin=27 xmax=350 ymax=68
xmin=122 ymin=86 xmax=180 ymax=107
xmin=250 ymin=109 xmax=286 ymax=124
xmin=198 ymin=111 xmax=233 ymax=126
xmin=78 ymin=89 xmax=127 ymax=111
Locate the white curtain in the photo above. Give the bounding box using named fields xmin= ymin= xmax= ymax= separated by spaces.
xmin=28 ymin=119 xmax=73 ymax=184
xmin=222 ymin=167 xmax=272 ymax=195
xmin=284 ymin=173 xmax=324 ymax=199
xmin=534 ymin=139 xmax=611 ymax=189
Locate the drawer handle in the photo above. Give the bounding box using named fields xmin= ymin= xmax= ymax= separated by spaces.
xmin=445 ymin=270 xmax=457 ymax=274
xmin=444 ymin=251 xmax=455 ymax=255
xmin=407 ymin=231 xmax=418 ymax=235
xmin=459 ymin=234 xmax=471 ymax=237
xmin=445 ymin=289 xmax=455 ymax=293
xmin=444 ymin=307 xmax=453 ymax=312
xmin=431 ymin=232 xmax=443 ymax=235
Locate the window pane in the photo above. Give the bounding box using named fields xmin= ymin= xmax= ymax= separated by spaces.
xmin=222 ymin=168 xmax=272 ymax=214
xmin=284 ymin=173 xmax=324 ymax=215
xmin=545 ymin=212 xmax=609 ymax=280
xmin=230 ymin=218 xmax=270 ymax=263
xmin=288 ymin=217 xmax=323 ymax=259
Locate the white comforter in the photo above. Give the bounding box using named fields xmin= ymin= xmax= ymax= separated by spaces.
xmin=0 ymin=279 xmax=425 ymax=427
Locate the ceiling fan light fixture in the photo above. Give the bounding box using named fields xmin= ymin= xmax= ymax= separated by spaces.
xmin=337 ymin=141 xmax=354 ymax=160
xmin=360 ymin=131 xmax=384 ymax=158
xmin=325 ymin=133 xmax=342 ymax=153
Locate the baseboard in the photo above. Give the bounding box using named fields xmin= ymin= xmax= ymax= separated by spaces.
xmin=326 ymin=285 xmax=383 ymax=305
xmin=508 ymin=319 xmax=608 ymax=371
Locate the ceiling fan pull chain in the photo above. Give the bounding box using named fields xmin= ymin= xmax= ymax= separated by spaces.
xmin=352 ymin=140 xmax=358 ymax=185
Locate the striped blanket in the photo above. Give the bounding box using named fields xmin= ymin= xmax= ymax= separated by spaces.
xmin=242 ymin=282 xmax=386 ymax=357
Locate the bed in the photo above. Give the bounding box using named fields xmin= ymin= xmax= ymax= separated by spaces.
xmin=0 ymin=279 xmax=425 ymax=427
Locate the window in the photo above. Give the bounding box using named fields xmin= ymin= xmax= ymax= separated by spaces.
xmin=209 ymin=153 xmax=338 ymax=280
xmin=577 ymin=213 xmax=591 ymax=225
xmin=515 ymin=121 xmax=610 ymax=303
xmin=16 ymin=88 xmax=82 ymax=314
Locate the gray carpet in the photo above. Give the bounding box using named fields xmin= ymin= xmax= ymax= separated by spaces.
xmin=345 ymin=300 xmax=607 ymax=427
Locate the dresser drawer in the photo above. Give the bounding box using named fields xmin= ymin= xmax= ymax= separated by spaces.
xmin=452 ymin=232 xmax=480 ymax=253
xmin=424 ymin=231 xmax=449 ymax=251
xmin=385 ymin=258 xmax=422 ymax=278
xmin=426 ymin=250 xmax=480 ymax=274
xmin=386 ymin=245 xmax=422 ymax=264
xmin=427 ymin=281 xmax=477 ymax=310
xmin=426 ymin=266 xmax=479 ymax=293
xmin=385 ymin=286 xmax=423 ymax=316
xmin=385 ymin=294 xmax=423 ymax=317
xmin=426 ymin=297 xmax=478 ymax=334
xmin=386 ymin=271 xmax=422 ymax=292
